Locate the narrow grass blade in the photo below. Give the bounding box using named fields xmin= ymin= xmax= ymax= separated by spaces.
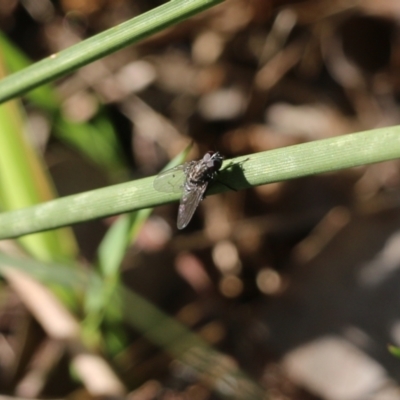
xmin=0 ymin=57 xmax=77 ymax=261
xmin=0 ymin=33 xmax=128 ymax=178
xmin=0 ymin=0 xmax=225 ymax=104
xmin=0 ymin=126 xmax=399 ymax=239
xmin=0 ymin=31 xmax=58 ymax=110
xmin=55 ymin=112 xmax=129 ymax=180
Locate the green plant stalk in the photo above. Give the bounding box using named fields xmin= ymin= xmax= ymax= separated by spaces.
xmin=0 ymin=126 xmax=399 ymax=239
xmin=0 ymin=0 xmax=225 ymax=104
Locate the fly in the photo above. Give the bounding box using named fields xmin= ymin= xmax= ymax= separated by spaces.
xmin=153 ymin=151 xmax=224 ymax=229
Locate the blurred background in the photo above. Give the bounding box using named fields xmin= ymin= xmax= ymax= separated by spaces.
xmin=2 ymin=0 xmax=400 ymax=399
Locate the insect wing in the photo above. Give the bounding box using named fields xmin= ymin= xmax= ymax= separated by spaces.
xmin=153 ymin=164 xmax=187 ymax=194
xmin=177 ymin=181 xmax=208 ymax=229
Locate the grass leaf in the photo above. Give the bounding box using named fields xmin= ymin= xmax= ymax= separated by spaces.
xmin=0 ymin=126 xmax=399 ymax=239
xmin=0 ymin=0 xmax=225 ymax=104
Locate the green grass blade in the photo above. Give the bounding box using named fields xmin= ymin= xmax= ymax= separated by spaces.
xmin=55 ymin=112 xmax=129 ymax=180
xmin=97 ymin=214 xmax=134 ymax=279
xmin=0 ymin=31 xmax=58 ymax=109
xmin=0 ymin=126 xmax=399 ymax=239
xmin=0 ymin=33 xmax=129 ymax=177
xmin=0 ymin=0 xmax=225 ymax=104
xmin=0 ymin=60 xmax=77 ymax=260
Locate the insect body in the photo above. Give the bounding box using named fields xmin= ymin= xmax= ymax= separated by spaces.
xmin=153 ymin=151 xmax=224 ymax=229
